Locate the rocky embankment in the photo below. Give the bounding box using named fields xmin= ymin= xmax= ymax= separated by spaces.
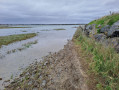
xmin=83 ymin=20 xmax=119 ymax=52
xmin=4 ymin=41 xmax=88 ymax=90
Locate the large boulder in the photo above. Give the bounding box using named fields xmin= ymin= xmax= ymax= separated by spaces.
xmin=94 ymin=34 xmax=106 ymax=42
xmin=107 ymin=26 xmax=119 ymax=37
xmin=100 ymin=25 xmax=110 ymax=33
xmin=85 ymin=25 xmax=92 ymax=30
xmin=113 ymin=20 xmax=119 ymax=26
xmin=84 ymin=24 xmax=96 ymax=36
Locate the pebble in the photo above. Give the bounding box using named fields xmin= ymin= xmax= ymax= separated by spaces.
xmin=42 ymin=80 xmax=46 ymax=86
xmin=44 ymin=61 xmax=48 ymax=66
xmin=0 ymin=78 xmax=2 ymax=80
xmin=33 ymin=87 xmax=39 ymax=90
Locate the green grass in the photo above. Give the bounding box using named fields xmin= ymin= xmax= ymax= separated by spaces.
xmin=41 ymin=29 xmax=50 ymax=31
xmin=73 ymin=27 xmax=119 ymax=90
xmin=89 ymin=13 xmax=119 ymax=28
xmin=22 ymin=40 xmax=38 ymax=48
xmin=0 ymin=33 xmax=37 ymax=48
xmin=53 ymin=28 xmax=66 ymax=30
xmin=21 ymin=30 xmax=27 ymax=32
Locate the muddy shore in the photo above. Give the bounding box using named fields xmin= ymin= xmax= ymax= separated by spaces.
xmin=4 ymin=40 xmax=88 ymax=90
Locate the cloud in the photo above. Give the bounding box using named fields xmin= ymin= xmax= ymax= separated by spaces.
xmin=0 ymin=0 xmax=118 ymax=24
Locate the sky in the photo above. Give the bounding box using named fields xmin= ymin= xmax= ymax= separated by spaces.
xmin=0 ymin=0 xmax=119 ymax=24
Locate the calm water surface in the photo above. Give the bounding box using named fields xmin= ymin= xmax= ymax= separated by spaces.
xmin=0 ymin=25 xmax=79 ymax=89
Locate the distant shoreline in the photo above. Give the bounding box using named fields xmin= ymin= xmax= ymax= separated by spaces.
xmin=0 ymin=24 xmax=86 ymax=25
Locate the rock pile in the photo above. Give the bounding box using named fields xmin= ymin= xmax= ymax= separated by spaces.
xmin=83 ymin=20 xmax=119 ymax=52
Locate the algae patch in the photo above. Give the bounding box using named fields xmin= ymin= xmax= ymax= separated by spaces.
xmin=53 ymin=28 xmax=66 ymax=30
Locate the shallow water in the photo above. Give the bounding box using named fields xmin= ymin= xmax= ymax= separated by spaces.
xmin=0 ymin=25 xmax=78 ymax=89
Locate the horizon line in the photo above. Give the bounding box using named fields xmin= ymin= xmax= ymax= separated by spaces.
xmin=0 ymin=24 xmax=86 ymax=25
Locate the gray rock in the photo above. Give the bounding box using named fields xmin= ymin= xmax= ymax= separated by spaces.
xmin=44 ymin=61 xmax=48 ymax=66
xmin=100 ymin=25 xmax=110 ymax=33
xmin=84 ymin=24 xmax=96 ymax=36
xmin=42 ymin=80 xmax=46 ymax=86
xmin=112 ymin=20 xmax=119 ymax=26
xmin=28 ymin=80 xmax=33 ymax=85
xmin=32 ymin=88 xmax=39 ymax=90
xmin=106 ymin=38 xmax=119 ymax=53
xmin=94 ymin=34 xmax=106 ymax=41
xmin=107 ymin=27 xmax=119 ymax=37
xmin=85 ymin=25 xmax=92 ymax=30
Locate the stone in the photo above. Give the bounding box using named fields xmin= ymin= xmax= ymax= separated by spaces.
xmin=107 ymin=28 xmax=119 ymax=37
xmin=44 ymin=61 xmax=48 ymax=66
xmin=85 ymin=25 xmax=92 ymax=30
xmin=32 ymin=87 xmax=39 ymax=90
xmin=113 ymin=20 xmax=119 ymax=26
xmin=100 ymin=25 xmax=110 ymax=33
xmin=94 ymin=34 xmax=106 ymax=42
xmin=42 ymin=80 xmax=46 ymax=86
xmin=112 ymin=30 xmax=119 ymax=37
xmin=84 ymin=25 xmax=96 ymax=36
xmin=106 ymin=38 xmax=119 ymax=53
xmin=0 ymin=78 xmax=2 ymax=80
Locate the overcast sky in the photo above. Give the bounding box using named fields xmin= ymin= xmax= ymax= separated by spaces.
xmin=0 ymin=0 xmax=119 ymax=24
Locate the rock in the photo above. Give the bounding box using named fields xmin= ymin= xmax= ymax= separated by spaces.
xmin=28 ymin=80 xmax=33 ymax=85
xmin=0 ymin=77 xmax=2 ymax=80
xmin=100 ymin=25 xmax=110 ymax=33
xmin=112 ymin=30 xmax=119 ymax=37
xmin=106 ymin=38 xmax=119 ymax=53
xmin=113 ymin=20 xmax=119 ymax=26
xmin=32 ymin=87 xmax=39 ymax=90
xmin=84 ymin=29 xmax=90 ymax=36
xmin=44 ymin=61 xmax=48 ymax=66
xmin=42 ymin=80 xmax=46 ymax=86
xmin=94 ymin=34 xmax=106 ymax=42
xmin=85 ymin=25 xmax=92 ymax=30
xmin=84 ymin=24 xmax=96 ymax=36
xmin=107 ymin=28 xmax=119 ymax=37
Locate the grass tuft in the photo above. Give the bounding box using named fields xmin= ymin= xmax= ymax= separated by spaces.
xmin=0 ymin=33 xmax=37 ymax=48
xmin=73 ymin=27 xmax=119 ymax=90
xmin=53 ymin=28 xmax=66 ymax=30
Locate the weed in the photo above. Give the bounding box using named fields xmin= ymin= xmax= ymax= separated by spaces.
xmin=73 ymin=27 xmax=119 ymax=90
xmin=10 ymin=74 xmax=13 ymax=79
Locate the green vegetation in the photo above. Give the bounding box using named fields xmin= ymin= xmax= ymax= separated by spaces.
xmin=41 ymin=29 xmax=50 ymax=31
xmin=22 ymin=40 xmax=38 ymax=48
xmin=53 ymin=28 xmax=66 ymax=30
xmin=73 ymin=27 xmax=119 ymax=90
xmin=0 ymin=33 xmax=37 ymax=48
xmin=21 ymin=30 xmax=27 ymax=32
xmin=89 ymin=13 xmax=119 ymax=27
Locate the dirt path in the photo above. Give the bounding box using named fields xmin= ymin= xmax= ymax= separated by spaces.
xmin=5 ymin=41 xmax=88 ymax=90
